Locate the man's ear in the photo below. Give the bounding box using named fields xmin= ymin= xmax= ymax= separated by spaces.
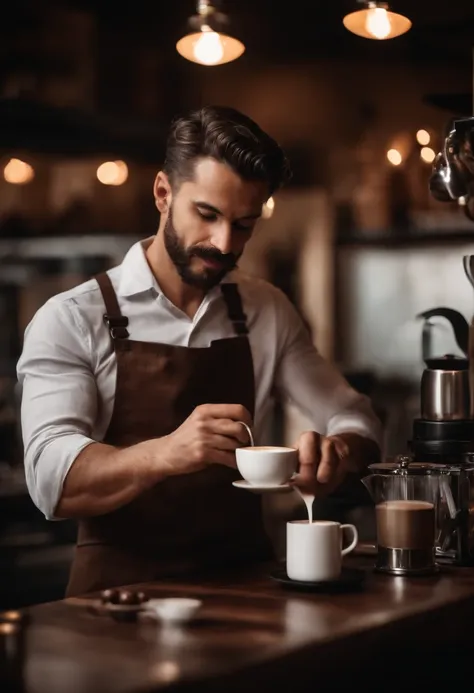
xmin=153 ymin=171 xmax=171 ymax=213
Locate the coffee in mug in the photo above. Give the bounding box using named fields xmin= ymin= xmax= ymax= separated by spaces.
xmin=375 ymin=500 xmax=435 ymax=551
xmin=286 ymin=520 xmax=358 ymax=582
xmin=235 ymin=446 xmax=297 ymax=486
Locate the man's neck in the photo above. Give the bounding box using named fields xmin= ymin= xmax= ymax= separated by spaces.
xmin=145 ymin=235 xmax=206 ymax=319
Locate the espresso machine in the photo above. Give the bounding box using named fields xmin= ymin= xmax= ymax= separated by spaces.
xmin=409 ymin=305 xmax=474 ymax=566
xmin=391 ymin=116 xmax=474 ymax=568
xmin=425 ymin=117 xmax=474 ymax=565
xmin=362 ymin=119 xmax=474 ymax=573
xmin=362 ymin=306 xmax=474 ymax=573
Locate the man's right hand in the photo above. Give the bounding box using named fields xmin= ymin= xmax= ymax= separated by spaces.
xmin=159 ymin=403 xmax=253 ymax=476
xmin=55 ymin=403 xmax=253 ymax=518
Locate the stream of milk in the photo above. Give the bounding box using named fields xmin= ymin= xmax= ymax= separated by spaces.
xmin=295 ymin=489 xmax=315 ymax=523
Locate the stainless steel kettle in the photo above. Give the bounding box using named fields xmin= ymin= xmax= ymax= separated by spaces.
xmin=417 ymin=308 xmax=470 ymax=421
xmin=420 ymin=355 xmax=469 ymax=421
xmin=429 ymin=117 xmax=474 ymax=204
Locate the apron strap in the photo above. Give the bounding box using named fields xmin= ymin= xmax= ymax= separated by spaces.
xmin=95 ymin=274 xmax=247 ymax=340
xmin=220 ymin=284 xmax=249 ymax=336
xmin=96 ymin=272 xmax=130 ymax=340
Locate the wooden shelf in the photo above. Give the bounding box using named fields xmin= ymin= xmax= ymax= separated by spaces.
xmin=336 ymin=230 xmax=474 ymax=248
xmin=0 ymin=234 xmax=140 ymax=261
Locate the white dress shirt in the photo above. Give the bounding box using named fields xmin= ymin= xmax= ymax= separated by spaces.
xmin=17 ymin=237 xmax=382 ymax=520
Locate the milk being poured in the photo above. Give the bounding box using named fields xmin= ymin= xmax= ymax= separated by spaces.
xmin=295 ymin=489 xmax=315 ymax=524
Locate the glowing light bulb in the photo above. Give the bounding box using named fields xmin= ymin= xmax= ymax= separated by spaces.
xmin=387 ymin=149 xmax=402 ymax=166
xmin=420 ymin=147 xmax=435 ymax=164
xmin=193 ymin=27 xmax=224 ymax=65
xmin=262 ymin=196 xmax=275 ymax=219
xmin=343 ymin=4 xmax=411 ymax=40
xmin=96 ymin=160 xmax=128 ymax=186
xmin=4 ymin=158 xmax=34 ymax=184
xmin=365 ymin=7 xmax=391 ymax=39
xmin=416 ymin=129 xmax=430 ymax=146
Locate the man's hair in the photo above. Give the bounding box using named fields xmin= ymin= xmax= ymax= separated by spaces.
xmin=163 ymin=105 xmax=291 ymax=195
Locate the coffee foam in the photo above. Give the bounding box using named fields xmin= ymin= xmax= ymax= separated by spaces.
xmin=240 ymin=446 xmax=295 ymax=452
xmin=290 ymin=520 xmax=337 ymax=526
xmin=379 ymin=500 xmax=434 ymax=511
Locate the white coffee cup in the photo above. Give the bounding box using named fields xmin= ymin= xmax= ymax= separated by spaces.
xmin=235 ymin=446 xmax=298 ymax=486
xmin=286 ymin=520 xmax=358 ymax=582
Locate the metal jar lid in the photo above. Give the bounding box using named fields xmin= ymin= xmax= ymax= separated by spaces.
xmin=367 ymin=455 xmax=469 ymax=475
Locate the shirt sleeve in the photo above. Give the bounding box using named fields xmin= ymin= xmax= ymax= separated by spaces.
xmin=273 ymin=290 xmax=383 ymax=447
xmin=16 ymin=298 xmax=98 ymax=520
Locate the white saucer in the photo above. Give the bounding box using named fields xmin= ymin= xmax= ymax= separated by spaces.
xmin=145 ymin=598 xmax=202 ymax=623
xmin=103 ymin=602 xmax=145 ymax=614
xmin=232 ymin=480 xmax=292 ymax=493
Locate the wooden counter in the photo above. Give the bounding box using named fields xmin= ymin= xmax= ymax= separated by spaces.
xmin=3 ymin=556 xmax=474 ymax=693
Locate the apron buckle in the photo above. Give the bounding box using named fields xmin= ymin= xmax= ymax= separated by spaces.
xmin=103 ymin=314 xmax=129 ymax=339
xmin=231 ymin=320 xmax=249 ymax=335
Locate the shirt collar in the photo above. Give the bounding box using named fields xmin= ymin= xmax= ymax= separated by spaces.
xmin=117 ymin=237 xmax=160 ymax=298
xmin=117 ymin=236 xmax=239 ymax=299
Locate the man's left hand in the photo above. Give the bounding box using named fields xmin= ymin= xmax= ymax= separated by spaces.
xmin=290 ymin=430 xmax=380 ymax=497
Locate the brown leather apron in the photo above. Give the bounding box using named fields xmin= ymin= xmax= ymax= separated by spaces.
xmin=66 ymin=274 xmax=273 ymax=596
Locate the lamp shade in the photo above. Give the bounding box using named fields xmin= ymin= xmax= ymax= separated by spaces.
xmin=176 ymin=29 xmax=244 ymax=66
xmin=176 ymin=4 xmax=245 ymax=66
xmin=343 ymin=5 xmax=412 ymax=40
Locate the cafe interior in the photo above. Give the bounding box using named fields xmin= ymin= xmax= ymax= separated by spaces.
xmin=2 ymin=0 xmax=474 ymax=690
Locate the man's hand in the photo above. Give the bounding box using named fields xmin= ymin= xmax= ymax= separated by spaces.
xmin=55 ymin=403 xmax=253 ymax=519
xmin=161 ymin=403 xmax=253 ymax=476
xmin=291 ymin=430 xmax=380 ymax=497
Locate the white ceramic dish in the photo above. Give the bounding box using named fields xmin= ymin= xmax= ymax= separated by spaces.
xmin=103 ymin=602 xmax=145 ymax=614
xmin=145 ymin=598 xmax=202 ymax=623
xmin=232 ymin=480 xmax=293 ymax=493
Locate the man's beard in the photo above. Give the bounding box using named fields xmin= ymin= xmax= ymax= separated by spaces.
xmin=163 ymin=210 xmax=239 ymax=291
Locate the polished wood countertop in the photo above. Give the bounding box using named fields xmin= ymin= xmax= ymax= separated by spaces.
xmin=5 ymin=555 xmax=474 ymax=693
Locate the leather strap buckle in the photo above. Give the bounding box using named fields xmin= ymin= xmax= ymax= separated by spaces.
xmin=103 ymin=313 xmax=129 ymax=340
xmin=232 ymin=320 xmax=249 ymax=335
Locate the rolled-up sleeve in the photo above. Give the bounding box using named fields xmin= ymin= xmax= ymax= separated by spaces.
xmin=274 ymin=292 xmax=383 ymax=448
xmin=16 ymin=299 xmax=98 ymax=519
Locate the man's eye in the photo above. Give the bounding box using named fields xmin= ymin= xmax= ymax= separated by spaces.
xmin=198 ymin=210 xmax=217 ymax=221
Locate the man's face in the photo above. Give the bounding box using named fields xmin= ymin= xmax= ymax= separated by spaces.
xmin=156 ymin=158 xmax=269 ymax=291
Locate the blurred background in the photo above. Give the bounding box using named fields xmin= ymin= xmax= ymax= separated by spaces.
xmin=1 ymin=0 xmax=474 ymax=607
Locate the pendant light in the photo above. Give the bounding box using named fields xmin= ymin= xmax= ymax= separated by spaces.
xmin=343 ymin=1 xmax=412 ymax=40
xmin=176 ymin=0 xmax=245 ymax=66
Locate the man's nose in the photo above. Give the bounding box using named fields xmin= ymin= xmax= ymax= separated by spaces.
xmin=210 ymin=222 xmax=233 ymax=255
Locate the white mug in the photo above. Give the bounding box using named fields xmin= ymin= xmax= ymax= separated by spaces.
xmin=286 ymin=520 xmax=358 ymax=582
xmin=235 ymin=446 xmax=297 ymax=486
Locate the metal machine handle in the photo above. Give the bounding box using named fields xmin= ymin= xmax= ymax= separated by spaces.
xmin=417 ymin=307 xmax=469 ymax=357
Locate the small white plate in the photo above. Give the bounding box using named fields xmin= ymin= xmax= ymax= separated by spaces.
xmin=103 ymin=602 xmax=145 ymax=614
xmin=232 ymin=480 xmax=293 ymax=493
xmin=145 ymin=598 xmax=202 ymax=623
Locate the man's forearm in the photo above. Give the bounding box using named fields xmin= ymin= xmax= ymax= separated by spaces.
xmin=54 ymin=438 xmax=168 ymax=519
